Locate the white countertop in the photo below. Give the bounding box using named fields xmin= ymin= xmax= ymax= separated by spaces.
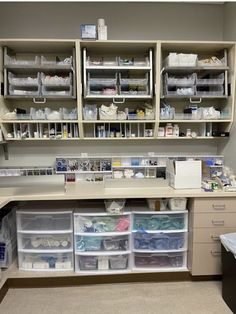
xmin=1 ymin=183 xmax=236 ymax=210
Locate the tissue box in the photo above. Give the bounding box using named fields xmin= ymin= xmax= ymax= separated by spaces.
xmin=166 ymin=160 xmax=202 ymax=189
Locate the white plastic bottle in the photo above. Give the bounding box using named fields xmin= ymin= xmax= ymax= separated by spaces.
xmin=97 ymin=18 xmax=107 ymax=40
xmin=165 ymin=123 xmax=173 ymax=137
xmin=173 ymin=124 xmax=179 ymax=137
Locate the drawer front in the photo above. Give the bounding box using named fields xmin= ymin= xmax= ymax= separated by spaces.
xmin=194 ymin=198 xmax=236 ymax=213
xmin=193 ymin=212 xmax=236 ymax=228
xmin=193 ymin=227 xmax=236 ymax=244
xmin=191 ymin=243 xmax=222 ymax=276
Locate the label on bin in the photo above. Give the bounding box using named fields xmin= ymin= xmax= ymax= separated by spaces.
xmin=98 ymin=256 xmax=109 ymax=270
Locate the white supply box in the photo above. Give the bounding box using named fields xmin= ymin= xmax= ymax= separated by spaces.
xmin=166 ymin=160 xmax=202 ymax=189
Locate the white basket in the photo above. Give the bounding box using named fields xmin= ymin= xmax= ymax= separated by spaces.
xmin=104 ymin=199 xmax=126 ymax=214
xmin=168 ymin=198 xmax=187 ymax=210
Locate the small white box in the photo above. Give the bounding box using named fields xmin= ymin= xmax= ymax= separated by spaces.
xmin=166 ymin=160 xmax=202 ymax=189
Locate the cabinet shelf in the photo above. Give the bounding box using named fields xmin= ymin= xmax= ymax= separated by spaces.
xmin=75 ymin=250 xmax=131 ymax=256
xmin=82 ymin=120 xmax=155 ymax=123
xmin=86 ymin=66 xmax=152 ymax=71
xmin=2 ymin=120 xmax=78 ymax=123
xmin=164 ymin=66 xmax=229 ymax=72
xmin=160 ymin=120 xmax=232 ymax=123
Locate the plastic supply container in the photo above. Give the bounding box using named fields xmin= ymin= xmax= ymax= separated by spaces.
xmin=99 ymin=108 xmax=117 ymax=120
xmin=18 ymin=252 xmax=73 ymax=270
xmin=41 ymin=85 xmax=72 ymax=97
xmin=9 ymin=85 xmax=40 ymax=96
xmin=41 ymin=73 xmax=72 ymax=86
xmin=0 ymin=240 xmax=17 ymax=268
xmin=168 ymin=198 xmax=187 ymax=210
xmin=104 ymin=199 xmax=126 ymax=214
xmin=83 ymin=105 xmax=98 ymax=120
xmin=165 ymin=73 xmax=196 ymax=86
xmin=5 ymin=53 xmax=40 ymax=66
xmin=41 ymin=55 xmax=72 ymax=68
xmin=8 ymin=72 xmax=40 ymax=86
xmin=196 ymin=73 xmax=224 ymax=85
xmin=86 ymin=56 xmax=118 ymax=67
xmin=165 ymin=53 xmax=197 ymax=67
xmin=76 ymin=254 xmax=129 ymax=271
xmin=62 ymin=108 xmax=77 ymax=120
xmin=164 ymin=85 xmax=195 ymax=96
xmin=196 ymin=85 xmax=224 ymax=96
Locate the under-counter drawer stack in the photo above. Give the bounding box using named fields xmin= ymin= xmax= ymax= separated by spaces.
xmin=188 ymin=198 xmax=236 ymax=275
xmin=132 ymin=211 xmax=188 ymax=272
xmin=74 ymin=212 xmax=131 ymax=274
xmin=16 ymin=208 xmax=74 ymax=271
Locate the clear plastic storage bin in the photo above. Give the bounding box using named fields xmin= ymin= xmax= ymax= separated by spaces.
xmin=41 ymin=85 xmax=72 ymax=97
xmin=41 ymin=73 xmax=72 ymax=86
xmin=5 ymin=53 xmax=40 ymax=66
xmin=83 ymin=105 xmax=98 ymax=120
xmin=74 ymin=214 xmax=130 ymax=234
xmin=164 ymin=85 xmax=195 ymax=96
xmin=168 ymin=198 xmax=187 ymax=210
xmin=17 ymin=233 xmax=73 ymax=250
xmin=8 ymin=72 xmax=40 ymax=86
xmin=0 ymin=240 xmax=17 ymax=268
xmin=165 ymin=53 xmax=197 ymax=67
xmin=196 ymin=85 xmax=224 ymax=96
xmin=86 ymin=56 xmax=118 ymax=67
xmin=118 ymin=56 xmax=149 ymax=67
xmin=9 ymin=85 xmax=40 ymax=96
xmin=17 ymin=211 xmax=73 ymax=232
xmin=133 ymin=213 xmax=186 ymax=231
xmin=134 ymin=252 xmax=184 ymax=268
xmin=41 ymin=55 xmax=72 ymax=68
xmin=18 ymin=252 xmax=73 ymax=270
xmin=196 ymin=73 xmax=224 ymax=85
xmin=104 ymin=199 xmax=126 ymax=214
xmin=75 ymin=234 xmax=129 ymax=252
xmin=165 ymin=73 xmax=196 ymax=86
xmin=62 ymin=108 xmax=77 ymax=120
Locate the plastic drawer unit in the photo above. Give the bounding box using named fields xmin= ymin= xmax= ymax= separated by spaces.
xmin=75 ymin=253 xmax=129 ymax=273
xmin=16 ymin=209 xmax=74 ymax=271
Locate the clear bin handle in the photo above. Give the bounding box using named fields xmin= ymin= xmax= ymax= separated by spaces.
xmin=190 ymin=98 xmax=202 ymax=104
xmin=113 ymin=98 xmax=125 ymax=104
xmin=33 ymin=98 xmax=47 ymax=104
xmin=211 ymin=235 xmax=220 ymax=241
xmin=211 ymin=251 xmax=221 ymax=257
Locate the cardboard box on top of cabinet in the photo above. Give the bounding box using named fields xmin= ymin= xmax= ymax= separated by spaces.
xmin=166 ymin=160 xmax=202 ymax=189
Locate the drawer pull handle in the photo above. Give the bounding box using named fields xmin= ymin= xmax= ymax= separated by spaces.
xmin=212 ymin=220 xmax=224 ymax=226
xmin=212 ymin=204 xmax=226 ymax=210
xmin=211 ymin=235 xmax=220 ymax=241
xmin=211 ymin=251 xmax=221 ymax=257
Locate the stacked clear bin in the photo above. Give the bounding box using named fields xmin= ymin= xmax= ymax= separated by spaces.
xmin=16 ymin=209 xmax=74 ymax=271
xmin=132 ymin=210 xmax=188 ymax=271
xmin=74 ymin=212 xmax=131 ymax=274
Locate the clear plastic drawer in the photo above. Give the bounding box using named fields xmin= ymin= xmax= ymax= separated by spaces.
xmin=133 ymin=213 xmax=186 ymax=231
xmin=74 ymin=214 xmax=130 ymax=233
xmin=164 ymin=86 xmax=195 ymax=96
xmin=76 ymin=253 xmax=129 ymax=271
xmin=17 ymin=211 xmax=73 ymax=232
xmin=133 ymin=232 xmax=185 ymax=251
xmin=9 ymin=85 xmax=40 ymax=96
xmin=134 ymin=252 xmax=184 ymax=268
xmin=8 ymin=72 xmax=40 ymax=86
xmin=18 ymin=252 xmax=73 ymax=270
xmin=75 ymin=234 xmax=129 ymax=252
xmin=86 ymin=56 xmax=118 ymax=67
xmin=5 ymin=53 xmax=40 ymax=66
xmin=18 ymin=233 xmax=73 ymax=251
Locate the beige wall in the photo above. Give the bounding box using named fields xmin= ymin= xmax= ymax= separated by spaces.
xmin=0 ymin=2 xmax=227 ymax=167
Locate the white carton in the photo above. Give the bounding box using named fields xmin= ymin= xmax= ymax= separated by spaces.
xmin=166 ymin=159 xmax=202 ymax=189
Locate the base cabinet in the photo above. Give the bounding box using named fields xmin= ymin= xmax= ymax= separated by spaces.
xmin=188 ymin=198 xmax=236 ymax=276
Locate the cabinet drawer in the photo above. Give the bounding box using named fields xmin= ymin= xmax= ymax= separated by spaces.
xmin=193 ymin=212 xmax=236 ymax=228
xmin=193 ymin=227 xmax=236 ymax=244
xmin=191 ymin=243 xmax=222 ymax=276
xmin=194 ymin=198 xmax=236 ymax=213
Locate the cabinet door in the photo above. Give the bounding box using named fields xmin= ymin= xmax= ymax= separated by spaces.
xmin=191 ymin=243 xmax=222 ymax=276
xmin=193 ymin=198 xmax=236 ymax=213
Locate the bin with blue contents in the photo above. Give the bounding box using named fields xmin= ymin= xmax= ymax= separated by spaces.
xmin=220 ymin=233 xmax=236 ymax=313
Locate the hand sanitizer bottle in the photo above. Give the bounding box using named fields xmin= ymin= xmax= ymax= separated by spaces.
xmin=97 ymin=18 xmax=107 ymax=40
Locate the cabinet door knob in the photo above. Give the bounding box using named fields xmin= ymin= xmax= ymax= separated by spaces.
xmin=211 ymin=251 xmax=221 ymax=257
xmin=211 ymin=235 xmax=220 ymax=241
xmin=212 ymin=204 xmax=226 ymax=210
xmin=211 ymin=220 xmax=225 ymax=226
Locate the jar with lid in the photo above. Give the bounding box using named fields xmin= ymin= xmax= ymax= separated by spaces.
xmin=186 ymin=129 xmax=192 ymax=137
xmin=165 ymin=123 xmax=173 ymax=137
